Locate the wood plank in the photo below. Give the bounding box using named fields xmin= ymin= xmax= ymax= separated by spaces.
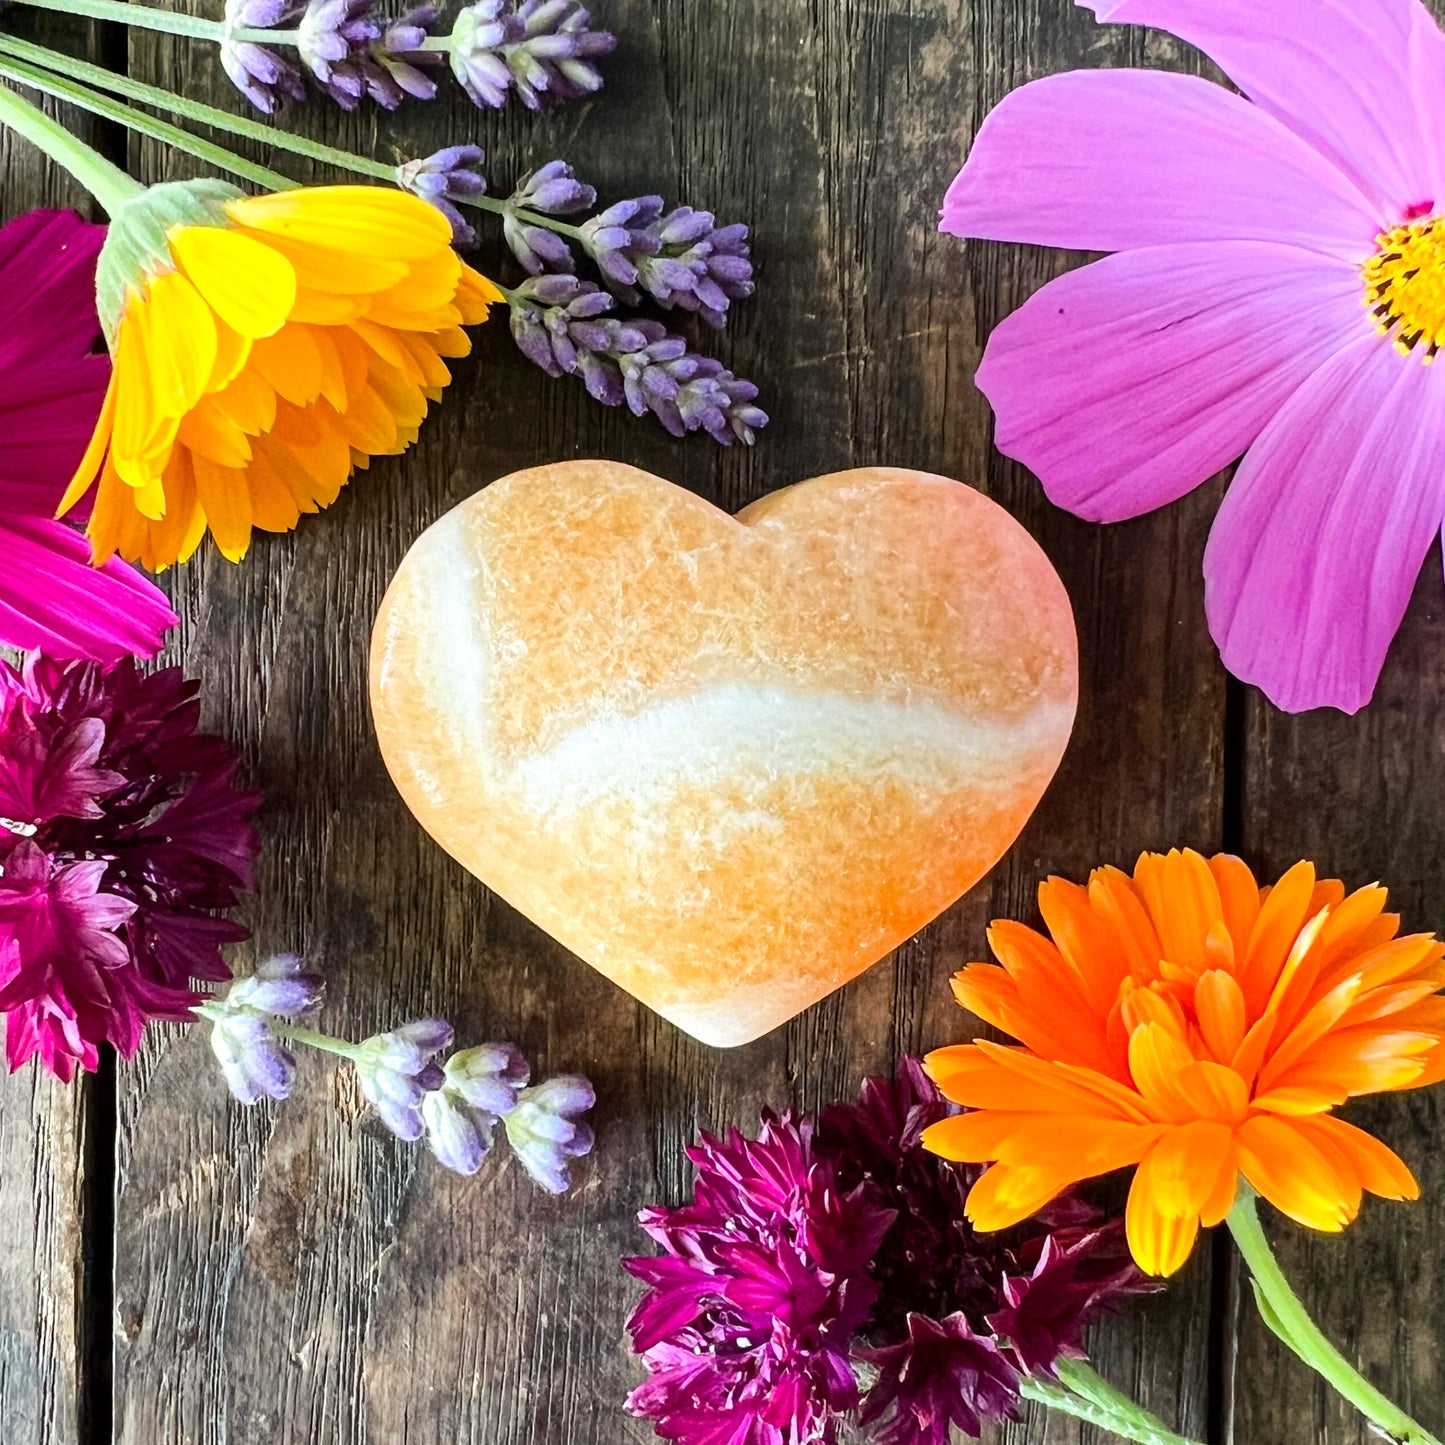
xmin=0 ymin=12 xmax=114 ymax=1442
xmin=111 ymin=1 xmax=1226 ymax=1441
xmin=1213 ymin=0 xmax=1445 ymax=1434
xmin=1230 ymin=572 xmax=1445 ymax=1442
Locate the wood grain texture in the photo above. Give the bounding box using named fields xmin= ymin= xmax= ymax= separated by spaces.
xmin=108 ymin=3 xmax=1228 ymax=1442
xmin=0 ymin=18 xmax=111 ymax=1440
xmin=39 ymin=0 xmax=1445 ymax=1441
xmin=1228 ymin=570 xmax=1445 ymax=1444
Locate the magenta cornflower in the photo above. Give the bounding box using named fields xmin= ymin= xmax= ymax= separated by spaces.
xmin=0 ymin=210 xmax=174 ymax=662
xmin=942 ymin=0 xmax=1445 ymax=714
xmin=625 ymin=1062 xmax=1157 ymax=1445
xmin=0 ymin=655 xmax=261 ymax=1080
xmin=625 ymin=1111 xmax=894 ymax=1444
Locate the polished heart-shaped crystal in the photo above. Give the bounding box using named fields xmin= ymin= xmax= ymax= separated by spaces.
xmin=370 ymin=462 xmax=1077 ymax=1046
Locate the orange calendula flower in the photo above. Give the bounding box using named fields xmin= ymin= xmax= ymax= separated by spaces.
xmin=62 ymin=180 xmax=502 ymax=568
xmin=923 ymin=849 xmax=1445 ymax=1277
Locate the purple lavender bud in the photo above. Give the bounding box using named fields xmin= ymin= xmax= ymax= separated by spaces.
xmin=295 ymin=0 xmax=381 ymax=110
xmin=220 ymin=39 xmax=308 ymax=113
xmin=505 ymin=220 xmax=576 ymax=274
xmin=368 ymin=5 xmax=443 ymax=106
xmin=512 ymin=160 xmax=596 ymax=215
xmin=421 ymin=1042 xmax=532 ymax=1175
xmin=447 ymin=1043 xmax=530 ymax=1113
xmin=209 ymin=1013 xmax=296 ymax=1105
xmin=510 ymin=0 xmax=613 ymax=106
xmin=581 ymin=198 xmax=755 ymax=327
xmin=354 ymin=1017 xmax=454 ymax=1143
xmin=447 ymin=0 xmax=613 ymax=110
xmin=503 ymin=1074 xmax=595 ymax=1194
xmin=505 ymin=278 xmax=767 ymax=444
xmin=397 ymin=145 xmax=487 ymax=247
xmin=198 ymin=955 xmax=325 ymax=1105
xmin=422 ymin=1089 xmax=497 ymax=1174
xmin=235 ymin=953 xmax=327 ymax=1018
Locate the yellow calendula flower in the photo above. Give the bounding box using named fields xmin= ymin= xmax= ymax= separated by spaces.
xmin=63 ymin=180 xmax=502 ymax=567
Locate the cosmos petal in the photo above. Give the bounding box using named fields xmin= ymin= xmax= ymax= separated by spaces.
xmin=976 ymin=242 xmax=1363 ymax=524
xmin=943 ymin=69 xmax=1378 ymax=259
xmin=1079 ymin=0 xmax=1436 ymax=216
xmin=1204 ymin=334 xmax=1445 ymax=715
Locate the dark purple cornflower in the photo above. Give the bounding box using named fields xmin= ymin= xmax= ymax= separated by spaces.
xmin=199 ymin=954 xmax=326 ymax=1105
xmin=0 ymin=656 xmax=261 ymax=1083
xmin=628 ymin=1063 xmax=1156 ymax=1445
xmin=580 ymin=199 xmax=755 ymax=327
xmin=354 ymin=1016 xmax=453 ymax=1141
xmin=507 ymin=274 xmax=768 ymax=444
xmin=625 ymin=1112 xmax=895 ymax=1445
xmin=816 ymin=1060 xmax=1157 ymax=1443
xmin=221 ymin=0 xmax=307 ymax=112
xmin=447 ymin=0 xmax=614 ymax=111
xmin=398 ymin=145 xmax=489 ymax=247
xmin=858 ymin=1314 xmax=1022 ymax=1445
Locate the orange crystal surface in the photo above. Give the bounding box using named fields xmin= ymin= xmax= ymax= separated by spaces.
xmin=369 ymin=462 xmax=1077 ymax=1045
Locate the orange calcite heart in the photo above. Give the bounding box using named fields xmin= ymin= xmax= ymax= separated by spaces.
xmin=370 ymin=462 xmax=1077 ymax=1045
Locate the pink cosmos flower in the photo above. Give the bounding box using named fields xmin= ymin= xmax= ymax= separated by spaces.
xmin=941 ymin=0 xmax=1445 ymax=713
xmin=0 ymin=209 xmax=174 ymax=660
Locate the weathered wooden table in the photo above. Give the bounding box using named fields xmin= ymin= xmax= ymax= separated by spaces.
xmin=1 ymin=1 xmax=1441 ymax=1441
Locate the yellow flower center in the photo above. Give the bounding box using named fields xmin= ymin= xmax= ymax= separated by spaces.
xmin=1363 ymin=217 xmax=1445 ymax=360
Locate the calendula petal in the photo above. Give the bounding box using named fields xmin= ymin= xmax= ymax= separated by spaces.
xmin=170 ymin=225 xmax=296 ymax=338
xmin=1237 ymin=1115 xmax=1359 ymax=1232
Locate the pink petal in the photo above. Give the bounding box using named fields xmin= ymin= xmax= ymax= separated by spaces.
xmin=941 ymin=70 xmax=1378 ymax=261
xmin=976 ymin=242 xmax=1364 ymax=521
xmin=0 ymin=517 xmax=175 ymax=661
xmin=1408 ymin=7 xmax=1445 ymax=204
xmin=0 ymin=354 xmax=110 ymax=517
xmin=1080 ymin=0 xmax=1434 ymax=217
xmin=1203 ymin=336 xmax=1445 ymax=713
xmin=0 ymin=210 xmax=105 ymax=373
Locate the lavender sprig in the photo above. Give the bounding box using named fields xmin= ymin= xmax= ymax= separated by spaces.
xmin=579 ymin=198 xmax=755 ymax=327
xmin=398 ymin=144 xmax=489 ymax=247
xmin=507 ymin=275 xmax=767 ymax=444
xmin=448 ymin=0 xmax=614 ymax=111
xmin=195 ymin=958 xmax=595 ymax=1190
xmin=218 ymin=0 xmax=610 ymax=112
xmin=368 ymin=5 xmax=443 ymax=106
xmin=500 ymin=160 xmax=594 ymax=274
xmin=220 ymin=0 xmax=307 ymax=113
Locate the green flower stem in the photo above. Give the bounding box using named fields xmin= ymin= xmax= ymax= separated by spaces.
xmin=0 ymin=52 xmax=296 ymax=191
xmin=0 ymin=32 xmax=388 ymax=180
xmin=8 ymin=0 xmax=230 ymax=41
xmin=270 ymin=1023 xmax=361 ymax=1062
xmin=1021 ymin=1364 xmax=1205 ymax=1445
xmin=0 ymin=35 xmax=585 ymax=239
xmin=1227 ymin=1187 xmax=1442 ymax=1445
xmin=0 ymin=73 xmax=141 ymax=212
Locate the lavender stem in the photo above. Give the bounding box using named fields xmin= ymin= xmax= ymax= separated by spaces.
xmin=270 ymin=1021 xmax=363 ymax=1061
